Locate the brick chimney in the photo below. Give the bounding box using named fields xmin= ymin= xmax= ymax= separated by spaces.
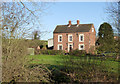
xmin=77 ymin=20 xmax=79 ymax=25
xmin=68 ymin=20 xmax=71 ymax=25
xmin=76 ymin=20 xmax=80 ymax=27
xmin=68 ymin=20 xmax=71 ymax=27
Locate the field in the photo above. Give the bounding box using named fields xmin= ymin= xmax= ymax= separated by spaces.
xmin=27 ymin=55 xmax=119 ymax=82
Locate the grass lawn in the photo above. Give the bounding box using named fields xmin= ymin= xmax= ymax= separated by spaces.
xmin=28 ymin=55 xmax=78 ymax=65
xmin=26 ymin=54 xmax=119 ymax=82
xmin=27 ymin=54 xmax=119 ymax=73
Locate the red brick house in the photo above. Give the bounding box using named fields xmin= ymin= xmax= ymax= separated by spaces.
xmin=53 ymin=20 xmax=96 ymax=53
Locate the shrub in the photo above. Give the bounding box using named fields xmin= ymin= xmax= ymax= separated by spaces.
xmin=69 ymin=49 xmax=86 ymax=56
xmin=40 ymin=45 xmax=43 ymax=49
xmin=51 ymin=69 xmax=71 ymax=83
xmin=27 ymin=39 xmax=47 ymax=48
xmin=35 ymin=50 xmax=65 ymax=55
xmin=2 ymin=39 xmax=29 ymax=82
xmin=2 ymin=39 xmax=52 ymax=82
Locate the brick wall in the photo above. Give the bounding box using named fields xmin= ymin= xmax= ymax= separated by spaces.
xmin=53 ymin=25 xmax=96 ymax=53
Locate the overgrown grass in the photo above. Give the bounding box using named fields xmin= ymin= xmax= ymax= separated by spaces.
xmin=27 ymin=55 xmax=119 ymax=82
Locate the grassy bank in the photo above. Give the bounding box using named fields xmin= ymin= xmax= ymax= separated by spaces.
xmin=26 ymin=55 xmax=119 ymax=82
xmin=27 ymin=55 xmax=119 ymax=73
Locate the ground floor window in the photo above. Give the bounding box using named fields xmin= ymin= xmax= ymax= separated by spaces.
xmin=79 ymin=44 xmax=84 ymax=50
xmin=58 ymin=44 xmax=63 ymax=50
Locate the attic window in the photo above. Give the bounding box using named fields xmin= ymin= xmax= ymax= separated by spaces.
xmin=92 ymin=28 xmax=94 ymax=32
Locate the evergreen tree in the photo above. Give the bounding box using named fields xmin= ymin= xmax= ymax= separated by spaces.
xmin=33 ymin=31 xmax=40 ymax=40
xmin=97 ymin=22 xmax=114 ymax=52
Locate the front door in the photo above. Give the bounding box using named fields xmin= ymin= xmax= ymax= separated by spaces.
xmin=68 ymin=44 xmax=73 ymax=52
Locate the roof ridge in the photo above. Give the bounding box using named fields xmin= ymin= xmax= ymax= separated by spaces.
xmin=57 ymin=23 xmax=93 ymax=26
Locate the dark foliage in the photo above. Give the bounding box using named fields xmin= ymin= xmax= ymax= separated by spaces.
xmin=35 ymin=50 xmax=65 ymax=55
xmin=69 ymin=49 xmax=87 ymax=56
xmin=40 ymin=45 xmax=44 ymax=49
xmin=25 ymin=39 xmax=47 ymax=48
xmin=43 ymin=55 xmax=119 ymax=83
xmin=97 ymin=22 xmax=115 ymax=52
xmin=51 ymin=69 xmax=71 ymax=83
xmin=33 ymin=31 xmax=40 ymax=40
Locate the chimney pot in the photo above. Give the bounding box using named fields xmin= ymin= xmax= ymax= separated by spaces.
xmin=68 ymin=20 xmax=71 ymax=25
xmin=77 ymin=20 xmax=79 ymax=25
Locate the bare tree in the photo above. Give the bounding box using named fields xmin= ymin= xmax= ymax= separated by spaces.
xmin=1 ymin=2 xmax=50 ymax=39
xmin=106 ymin=1 xmax=120 ymax=60
xmin=106 ymin=2 xmax=120 ymax=37
xmin=1 ymin=1 xmax=52 ymax=82
xmin=1 ymin=1 xmax=50 ymax=60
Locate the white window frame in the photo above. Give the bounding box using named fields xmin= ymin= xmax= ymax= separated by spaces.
xmin=58 ymin=35 xmax=62 ymax=42
xmin=58 ymin=44 xmax=63 ymax=50
xmin=79 ymin=34 xmax=84 ymax=42
xmin=92 ymin=28 xmax=94 ymax=32
xmin=79 ymin=44 xmax=85 ymax=50
xmin=68 ymin=34 xmax=73 ymax=42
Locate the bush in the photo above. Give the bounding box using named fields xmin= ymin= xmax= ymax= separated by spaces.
xmin=35 ymin=50 xmax=65 ymax=55
xmin=69 ymin=49 xmax=86 ymax=56
xmin=2 ymin=38 xmax=52 ymax=82
xmin=51 ymin=69 xmax=71 ymax=83
xmin=2 ymin=39 xmax=29 ymax=82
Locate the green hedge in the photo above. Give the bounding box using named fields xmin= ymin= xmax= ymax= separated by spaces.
xmin=69 ymin=49 xmax=86 ymax=56
xmin=35 ymin=50 xmax=65 ymax=55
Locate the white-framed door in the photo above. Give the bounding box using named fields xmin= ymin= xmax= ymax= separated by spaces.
xmin=68 ymin=43 xmax=73 ymax=52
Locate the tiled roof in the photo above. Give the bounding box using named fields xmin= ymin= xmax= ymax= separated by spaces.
xmin=53 ymin=24 xmax=93 ymax=33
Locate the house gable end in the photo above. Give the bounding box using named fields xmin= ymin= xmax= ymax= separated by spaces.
xmin=88 ymin=24 xmax=96 ymax=33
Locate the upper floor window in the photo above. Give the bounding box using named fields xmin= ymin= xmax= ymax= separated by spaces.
xmin=92 ymin=28 xmax=94 ymax=32
xmin=58 ymin=35 xmax=62 ymax=42
xmin=79 ymin=34 xmax=84 ymax=42
xmin=68 ymin=35 xmax=73 ymax=42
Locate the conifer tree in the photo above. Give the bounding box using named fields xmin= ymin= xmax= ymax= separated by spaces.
xmin=98 ymin=22 xmax=114 ymax=52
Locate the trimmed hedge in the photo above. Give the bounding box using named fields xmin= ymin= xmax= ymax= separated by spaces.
xmin=35 ymin=50 xmax=65 ymax=55
xmin=69 ymin=49 xmax=87 ymax=56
